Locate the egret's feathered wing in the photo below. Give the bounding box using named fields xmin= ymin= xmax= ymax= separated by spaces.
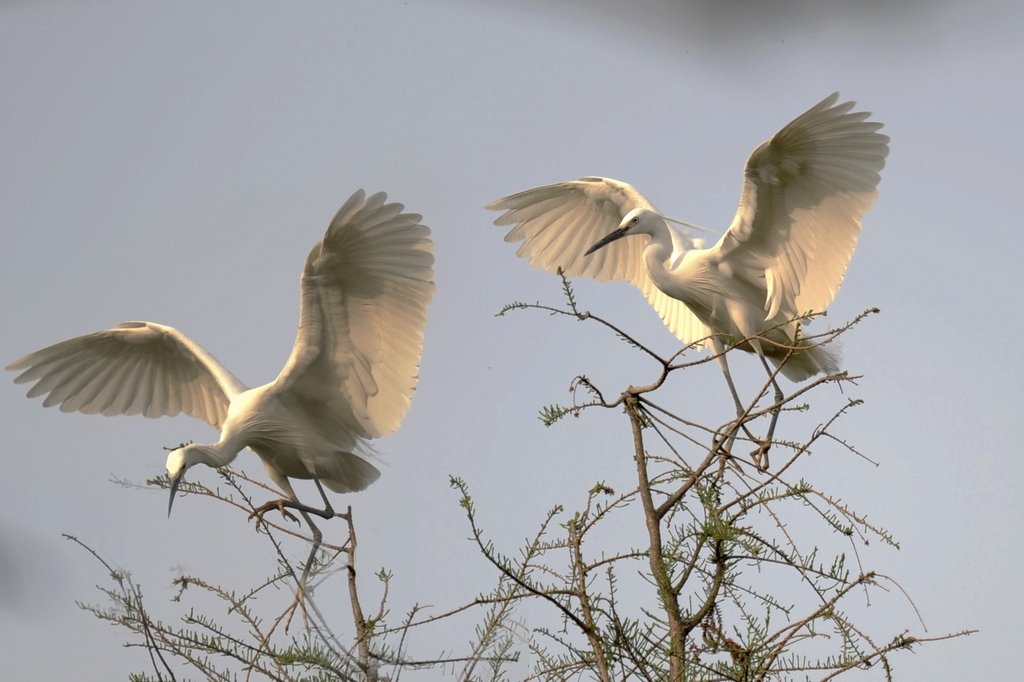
xmin=486 ymin=176 xmax=712 ymax=347
xmin=274 ymin=190 xmax=436 ymax=440
xmin=5 ymin=321 xmax=246 ymax=429
xmin=488 ymin=95 xmax=888 ymax=353
xmin=712 ymin=92 xmax=889 ymax=326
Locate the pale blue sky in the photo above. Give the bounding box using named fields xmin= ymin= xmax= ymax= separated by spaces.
xmin=1 ymin=1 xmax=1021 ymax=679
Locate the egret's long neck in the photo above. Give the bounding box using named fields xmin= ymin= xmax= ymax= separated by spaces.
xmin=185 ymin=439 xmax=243 ymax=470
xmin=640 ymin=215 xmax=676 ymax=282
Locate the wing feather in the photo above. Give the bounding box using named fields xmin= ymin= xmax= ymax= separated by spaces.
xmin=58 ymin=353 xmax=122 ymax=414
xmin=274 ymin=190 xmax=435 ymax=440
xmin=487 ymin=176 xmax=711 ymax=345
xmin=6 ymin=321 xmax=245 ymax=429
xmin=712 ymin=93 xmax=889 ymax=321
xmin=488 ymin=177 xmax=649 ymax=282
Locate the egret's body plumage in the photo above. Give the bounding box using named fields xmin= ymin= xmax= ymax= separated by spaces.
xmin=487 ymin=93 xmax=887 ymax=381
xmin=487 ymin=94 xmax=888 ymax=465
xmin=8 ymin=189 xmax=435 ymax=511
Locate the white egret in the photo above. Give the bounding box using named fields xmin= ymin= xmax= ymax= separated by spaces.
xmin=487 ymin=93 xmax=888 ymax=467
xmin=8 ymin=189 xmax=435 ymax=525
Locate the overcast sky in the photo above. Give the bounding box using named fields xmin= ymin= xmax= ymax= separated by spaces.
xmin=1 ymin=1 xmax=1021 ymax=679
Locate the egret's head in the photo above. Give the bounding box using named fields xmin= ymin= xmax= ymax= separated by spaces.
xmin=165 ymin=446 xmax=192 ymax=517
xmin=585 ymin=208 xmax=649 ymax=256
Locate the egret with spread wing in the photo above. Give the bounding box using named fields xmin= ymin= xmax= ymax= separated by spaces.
xmin=8 ymin=189 xmax=435 ymax=527
xmin=487 ymin=94 xmax=888 ymax=467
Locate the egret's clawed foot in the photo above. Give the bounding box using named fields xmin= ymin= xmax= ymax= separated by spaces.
xmin=282 ymin=583 xmax=312 ymax=633
xmin=249 ymin=499 xmax=301 ymax=526
xmin=751 ymin=441 xmax=771 ymax=471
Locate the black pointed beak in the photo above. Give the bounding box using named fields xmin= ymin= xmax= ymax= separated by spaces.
xmin=584 ymin=225 xmax=631 ymax=256
xmin=168 ymin=472 xmax=183 ymax=517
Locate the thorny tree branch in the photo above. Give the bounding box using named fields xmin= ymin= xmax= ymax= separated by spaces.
xmin=68 ymin=275 xmax=970 ymax=682
xmin=471 ymin=277 xmax=970 ymax=681
xmin=73 ymin=470 xmax=524 ymax=681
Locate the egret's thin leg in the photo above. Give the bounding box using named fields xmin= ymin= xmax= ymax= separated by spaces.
xmin=286 ymin=479 xmax=334 ymax=630
xmin=292 ymin=477 xmax=333 ymax=592
xmin=712 ymin=338 xmax=745 ymax=415
xmin=279 ymin=508 xmax=321 ymax=633
xmin=297 ymin=509 xmax=323 ymax=593
xmin=753 ymin=353 xmax=785 ymax=471
xmin=251 ymin=476 xmax=336 ymax=523
xmin=712 ymin=338 xmax=759 ymax=457
xmin=311 ymin=475 xmax=334 ymax=515
xmin=249 ymin=476 xmax=335 ymax=628
xmin=280 ymin=478 xmax=332 ymax=595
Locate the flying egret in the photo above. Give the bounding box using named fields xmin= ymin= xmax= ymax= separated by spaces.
xmin=8 ymin=189 xmax=435 ymax=527
xmin=486 ymin=93 xmax=888 ymax=467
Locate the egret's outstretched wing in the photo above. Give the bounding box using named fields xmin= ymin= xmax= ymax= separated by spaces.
xmin=275 ymin=190 xmax=435 ymax=440
xmin=711 ymin=93 xmax=889 ymax=322
xmin=487 ymin=177 xmax=711 ymax=346
xmin=6 ymin=322 xmax=246 ymax=428
xmin=487 ymin=177 xmax=653 ymax=282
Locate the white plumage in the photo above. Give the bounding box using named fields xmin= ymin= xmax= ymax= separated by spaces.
xmin=487 ymin=93 xmax=887 ymax=381
xmin=487 ymin=94 xmax=888 ymax=465
xmin=8 ymin=189 xmax=435 ymax=511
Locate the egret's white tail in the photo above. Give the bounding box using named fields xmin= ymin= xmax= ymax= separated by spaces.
xmin=771 ymin=341 xmax=842 ymax=382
